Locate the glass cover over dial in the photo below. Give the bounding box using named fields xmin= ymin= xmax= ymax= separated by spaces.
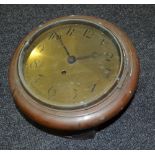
xmin=20 ymin=21 xmax=122 ymax=108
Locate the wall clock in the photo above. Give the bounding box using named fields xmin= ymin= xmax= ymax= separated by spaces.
xmin=9 ymin=15 xmax=140 ymax=133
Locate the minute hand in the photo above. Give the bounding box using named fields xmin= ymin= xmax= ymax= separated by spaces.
xmin=54 ymin=32 xmax=70 ymax=57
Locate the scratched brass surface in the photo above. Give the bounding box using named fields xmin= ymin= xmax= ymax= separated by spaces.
xmin=23 ymin=23 xmax=121 ymax=108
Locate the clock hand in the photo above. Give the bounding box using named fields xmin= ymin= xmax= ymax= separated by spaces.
xmin=54 ymin=32 xmax=70 ymax=57
xmin=76 ymin=52 xmax=100 ymax=60
xmin=76 ymin=55 xmax=92 ymax=60
xmin=54 ymin=32 xmax=76 ymax=64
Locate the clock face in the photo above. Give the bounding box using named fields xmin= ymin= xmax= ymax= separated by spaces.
xmin=20 ymin=21 xmax=122 ymax=108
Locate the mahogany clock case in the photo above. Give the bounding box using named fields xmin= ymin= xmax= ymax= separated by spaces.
xmin=8 ymin=15 xmax=140 ymax=131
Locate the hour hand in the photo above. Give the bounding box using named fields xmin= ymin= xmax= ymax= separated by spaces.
xmin=76 ymin=52 xmax=100 ymax=60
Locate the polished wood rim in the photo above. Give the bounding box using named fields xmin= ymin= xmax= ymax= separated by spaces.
xmin=8 ymin=15 xmax=140 ymax=131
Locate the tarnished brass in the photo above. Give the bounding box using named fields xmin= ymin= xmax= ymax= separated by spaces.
xmin=21 ymin=23 xmax=122 ymax=108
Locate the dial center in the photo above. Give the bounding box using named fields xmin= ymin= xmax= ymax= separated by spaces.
xmin=67 ymin=56 xmax=76 ymax=64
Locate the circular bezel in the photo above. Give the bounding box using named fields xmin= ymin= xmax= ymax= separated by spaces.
xmin=8 ymin=15 xmax=140 ymax=130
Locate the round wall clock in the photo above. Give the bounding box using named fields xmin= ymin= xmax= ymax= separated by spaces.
xmin=9 ymin=15 xmax=140 ymax=131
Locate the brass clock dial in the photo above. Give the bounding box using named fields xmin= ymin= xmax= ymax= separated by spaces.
xmin=9 ymin=16 xmax=140 ymax=131
xmin=22 ymin=23 xmax=122 ymax=108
